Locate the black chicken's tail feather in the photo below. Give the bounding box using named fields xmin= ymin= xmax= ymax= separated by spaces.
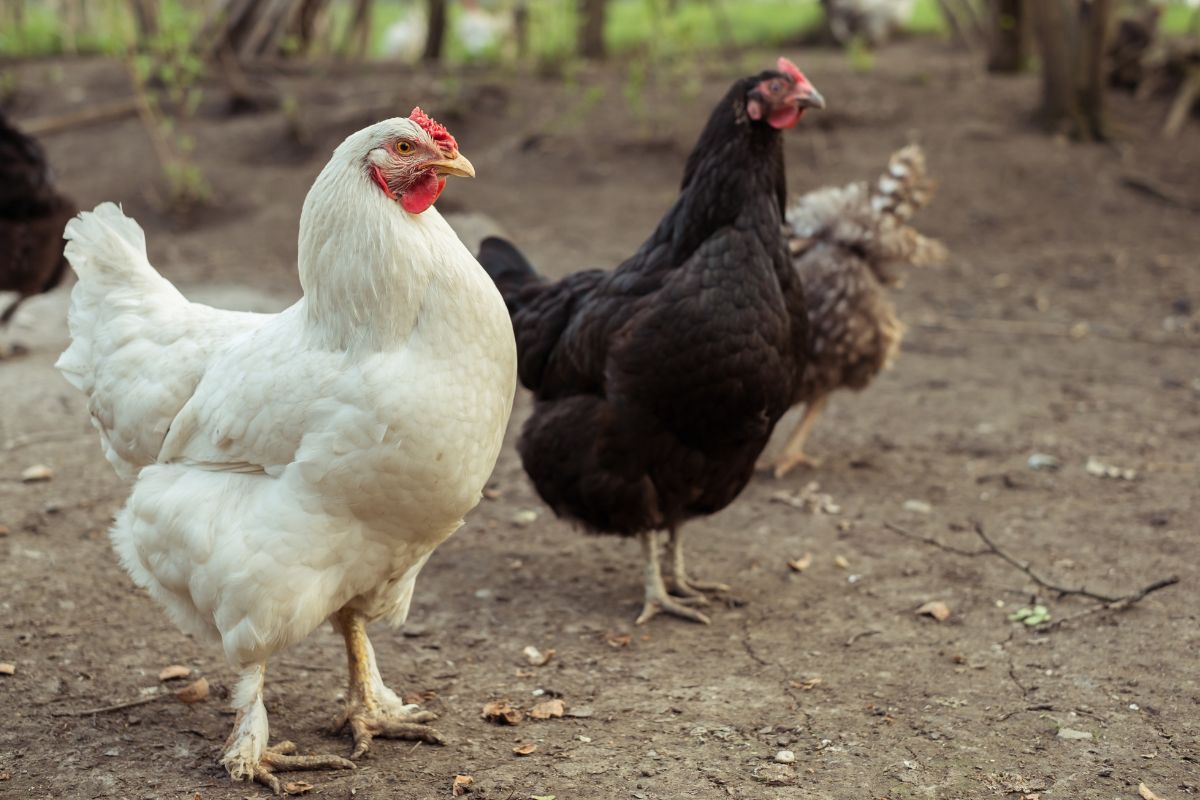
xmin=478 ymin=236 xmax=544 ymax=315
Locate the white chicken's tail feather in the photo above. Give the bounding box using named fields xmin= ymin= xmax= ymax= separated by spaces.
xmin=56 ymin=203 xmax=189 ymax=449
xmin=63 ymin=202 xmax=162 ymax=284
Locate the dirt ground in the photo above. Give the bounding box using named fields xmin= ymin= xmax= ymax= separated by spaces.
xmin=1 ymin=41 xmax=1198 ymax=800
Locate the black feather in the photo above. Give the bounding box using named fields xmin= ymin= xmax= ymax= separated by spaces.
xmin=485 ymin=67 xmax=811 ymax=539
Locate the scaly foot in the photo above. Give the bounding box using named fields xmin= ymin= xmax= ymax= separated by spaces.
xmin=670 ymin=575 xmax=733 ymax=598
xmin=766 ymin=450 xmax=822 ymax=479
xmin=636 ymin=582 xmax=712 ymax=625
xmin=335 ymin=697 xmax=444 ymax=759
xmin=227 ymin=740 xmax=355 ymax=796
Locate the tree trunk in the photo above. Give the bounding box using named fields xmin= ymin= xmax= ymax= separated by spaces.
xmin=1029 ymin=0 xmax=1113 ymax=141
xmin=127 ymin=0 xmax=159 ymax=40
xmin=422 ymin=0 xmax=447 ymax=62
xmin=987 ymin=0 xmax=1028 ymax=72
xmin=1077 ymin=0 xmax=1113 ymax=140
xmin=1031 ymin=0 xmax=1077 ymax=132
xmin=577 ymin=0 xmax=607 ymax=60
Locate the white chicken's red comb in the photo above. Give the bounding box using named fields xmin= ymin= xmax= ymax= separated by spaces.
xmin=409 ymin=107 xmax=458 ymax=153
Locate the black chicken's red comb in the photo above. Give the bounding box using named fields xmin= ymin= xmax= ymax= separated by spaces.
xmin=409 ymin=107 xmax=457 ymax=152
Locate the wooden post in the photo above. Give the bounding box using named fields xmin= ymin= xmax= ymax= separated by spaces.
xmin=987 ymin=0 xmax=1028 ymax=72
xmin=422 ymin=0 xmax=447 ymax=62
xmin=577 ymin=0 xmax=607 ymax=60
xmin=1077 ymin=0 xmax=1113 ymax=140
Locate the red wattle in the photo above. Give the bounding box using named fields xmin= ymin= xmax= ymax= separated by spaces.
xmin=768 ymin=106 xmax=801 ymax=130
xmin=400 ymin=171 xmax=443 ymax=214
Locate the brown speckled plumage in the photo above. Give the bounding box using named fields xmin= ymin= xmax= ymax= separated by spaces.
xmin=767 ymin=145 xmax=945 ymax=475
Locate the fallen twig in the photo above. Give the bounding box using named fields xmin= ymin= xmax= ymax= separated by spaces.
xmin=18 ymin=99 xmax=140 ymax=136
xmin=912 ymin=315 xmax=1200 ymax=350
xmin=970 ymin=522 xmax=1121 ymax=603
xmin=51 ymin=693 xmax=166 ymax=716
xmin=1 ymin=431 xmax=91 ymax=452
xmin=844 ymin=629 xmax=881 ymax=647
xmin=1039 ymin=576 xmax=1180 ymax=632
xmin=1120 ymin=172 xmax=1200 ymax=212
xmin=886 ymin=520 xmax=1181 ymax=628
xmin=884 ymin=522 xmax=987 ymax=557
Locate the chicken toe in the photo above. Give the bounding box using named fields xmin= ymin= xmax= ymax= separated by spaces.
xmin=334 ymin=607 xmax=445 ymax=759
xmin=668 ymin=528 xmax=731 ymax=598
xmin=250 ymin=742 xmax=356 ymax=795
xmin=338 ymin=699 xmax=444 ymax=760
xmin=636 ymin=531 xmax=712 ymax=625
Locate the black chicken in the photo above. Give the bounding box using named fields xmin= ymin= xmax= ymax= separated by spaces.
xmin=0 ymin=111 xmax=76 ymax=329
xmin=479 ymin=58 xmax=824 ymax=624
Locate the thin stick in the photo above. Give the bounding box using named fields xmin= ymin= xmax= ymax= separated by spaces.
xmin=18 ymin=99 xmax=140 ymax=137
xmin=883 ymin=521 xmax=988 ymax=557
xmin=970 ymin=522 xmax=1120 ymax=603
xmin=52 ymin=693 xmax=166 ymax=716
xmin=912 ymin=316 xmax=1200 ymax=351
xmin=1 ymin=430 xmax=91 ymax=451
xmin=1040 ymin=576 xmax=1180 ymax=632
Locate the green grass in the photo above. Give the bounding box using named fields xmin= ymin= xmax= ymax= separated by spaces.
xmin=0 ymin=0 xmax=984 ymax=63
xmin=1160 ymin=2 xmax=1200 ymax=35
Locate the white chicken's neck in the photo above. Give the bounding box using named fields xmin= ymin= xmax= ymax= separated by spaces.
xmin=297 ymin=159 xmax=454 ymax=352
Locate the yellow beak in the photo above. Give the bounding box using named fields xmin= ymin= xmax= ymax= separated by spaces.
xmin=429 ymin=151 xmax=475 ymax=179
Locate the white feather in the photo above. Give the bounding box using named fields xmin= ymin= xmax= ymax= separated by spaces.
xmin=58 ymin=118 xmax=517 ymax=674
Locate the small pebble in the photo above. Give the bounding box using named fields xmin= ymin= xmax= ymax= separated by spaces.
xmin=1027 ymin=453 xmax=1060 ymax=471
xmin=903 ymin=499 xmax=932 ymax=514
xmin=20 ymin=464 xmax=53 ymax=483
xmin=511 ymin=509 xmax=539 ymax=527
xmin=774 ymin=750 xmax=796 ymax=764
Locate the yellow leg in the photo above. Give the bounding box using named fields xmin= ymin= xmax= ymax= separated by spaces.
xmin=635 ymin=531 xmax=711 ymax=626
xmin=668 ymin=527 xmax=731 ymax=597
xmin=334 ymin=608 xmax=443 ymax=759
xmin=766 ymin=395 xmax=829 ymax=478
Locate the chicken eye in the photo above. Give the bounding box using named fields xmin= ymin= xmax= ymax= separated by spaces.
xmin=396 ymin=141 xmax=414 ymax=155
xmin=769 ymin=80 xmax=782 ymax=94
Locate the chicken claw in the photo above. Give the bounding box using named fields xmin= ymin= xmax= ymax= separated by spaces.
xmin=637 ymin=591 xmax=712 ymax=625
xmin=249 ymin=742 xmax=356 ymax=795
xmin=336 ymin=700 xmax=445 ymax=760
xmin=636 ymin=531 xmax=712 ymax=625
xmin=335 ymin=607 xmax=445 ymax=759
xmin=765 ymin=450 xmax=822 ymax=479
xmin=668 ymin=528 xmax=731 ymax=599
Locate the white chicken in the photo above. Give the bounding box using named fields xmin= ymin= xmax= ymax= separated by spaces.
xmin=55 ymin=110 xmax=516 ymax=793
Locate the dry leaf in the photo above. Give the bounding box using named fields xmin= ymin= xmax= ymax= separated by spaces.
xmin=452 ymin=775 xmax=474 ymax=797
xmin=916 ymin=601 xmax=951 ymax=622
xmin=789 ymin=677 xmax=821 ymax=691
xmin=0 ymin=524 xmax=11 ymax=536
xmin=174 ymin=677 xmax=209 ymax=704
xmin=20 ymin=464 xmax=53 ymax=483
xmin=605 ymin=632 xmax=631 ymax=648
xmin=0 ymin=663 xmax=15 ymax=676
xmin=284 ymin=780 xmax=314 ymax=794
xmin=529 ymin=699 xmax=565 ymax=720
xmin=158 ymin=664 xmax=191 ymax=681
xmin=512 ymin=743 xmax=538 ymax=756
xmin=522 ymin=645 xmax=555 ymax=667
xmin=0 ymin=771 xmax=11 ymax=781
xmin=1139 ymin=783 xmax=1163 ymax=800
xmin=787 ymin=553 xmax=813 ymax=572
xmin=833 ymin=555 xmax=850 ymax=570
xmin=481 ymin=700 xmax=523 ymax=725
